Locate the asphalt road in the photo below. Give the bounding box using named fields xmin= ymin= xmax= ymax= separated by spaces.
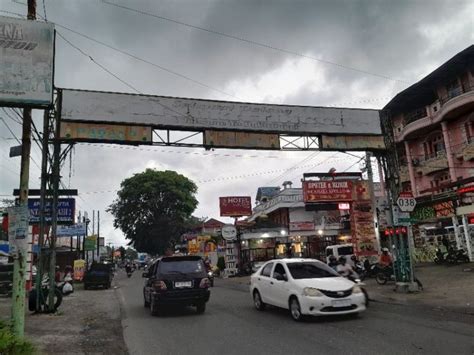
xmin=117 ymin=271 xmax=474 ymax=355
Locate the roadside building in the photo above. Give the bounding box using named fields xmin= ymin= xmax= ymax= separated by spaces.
xmin=382 ymin=45 xmax=474 ymax=258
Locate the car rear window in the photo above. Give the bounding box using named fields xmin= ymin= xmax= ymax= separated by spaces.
xmin=338 ymin=246 xmax=353 ymax=255
xmin=158 ymin=259 xmax=205 ymax=274
xmin=287 ymin=262 xmax=339 ymax=279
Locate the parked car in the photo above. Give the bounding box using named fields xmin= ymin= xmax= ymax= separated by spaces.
xmin=143 ymin=255 xmax=211 ymax=316
xmin=250 ymin=258 xmax=367 ymax=321
xmin=83 ymin=263 xmax=113 ymax=290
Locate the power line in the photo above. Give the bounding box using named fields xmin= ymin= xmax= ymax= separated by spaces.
xmin=101 ymin=0 xmax=408 ymax=84
xmin=57 ymin=31 xmax=142 ymax=94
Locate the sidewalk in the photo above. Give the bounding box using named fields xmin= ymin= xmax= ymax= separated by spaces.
xmin=220 ymin=263 xmax=474 ymax=315
xmin=0 ymin=280 xmax=128 ymax=354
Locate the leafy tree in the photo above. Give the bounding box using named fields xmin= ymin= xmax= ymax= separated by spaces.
xmin=125 ymin=247 xmax=138 ymax=260
xmin=108 ymin=169 xmax=198 ymax=255
xmin=118 ymin=246 xmax=126 ymax=260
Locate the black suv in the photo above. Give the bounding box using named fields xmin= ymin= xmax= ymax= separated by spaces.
xmin=143 ymin=255 xmax=211 ymax=316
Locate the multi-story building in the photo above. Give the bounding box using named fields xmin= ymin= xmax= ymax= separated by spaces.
xmin=383 ymin=45 xmax=474 ymax=252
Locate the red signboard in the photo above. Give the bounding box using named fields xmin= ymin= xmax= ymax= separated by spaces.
xmin=458 ymin=186 xmax=474 ymax=195
xmin=219 ymin=196 xmax=252 ymax=217
xmin=303 ymin=181 xmax=353 ymax=203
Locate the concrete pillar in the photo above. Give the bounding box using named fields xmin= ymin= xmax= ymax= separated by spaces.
xmin=452 ymin=216 xmax=461 ymax=249
xmin=461 ymin=215 xmax=473 ymax=262
xmin=404 ymin=141 xmax=418 ymax=196
xmin=441 ymin=121 xmax=457 ymax=181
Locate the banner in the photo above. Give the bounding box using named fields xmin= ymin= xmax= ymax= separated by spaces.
xmin=73 ymin=259 xmax=86 ymax=281
xmin=0 ymin=16 xmax=54 ymax=107
xmin=7 ymin=206 xmax=29 ymax=255
xmin=219 ymin=196 xmax=252 ymax=217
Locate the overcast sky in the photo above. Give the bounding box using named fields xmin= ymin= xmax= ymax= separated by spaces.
xmin=1 ymin=0 xmax=473 ymax=247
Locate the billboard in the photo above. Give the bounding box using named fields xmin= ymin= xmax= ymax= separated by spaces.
xmin=351 ymin=201 xmax=378 ymax=256
xmin=219 ymin=196 xmax=252 ymax=217
xmin=60 ymin=89 xmax=382 ymax=135
xmin=0 ymin=16 xmax=54 ymax=107
xmin=303 ymin=181 xmax=353 ymax=203
xmin=204 ymin=130 xmax=280 ymax=149
xmin=60 ymin=121 xmax=152 ymax=144
xmin=28 ymin=198 xmax=75 ymax=224
xmin=320 ymin=135 xmax=385 ymax=151
xmin=56 ymin=223 xmax=86 ymax=237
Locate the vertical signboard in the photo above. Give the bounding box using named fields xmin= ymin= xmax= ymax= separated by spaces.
xmin=0 ymin=16 xmax=54 ymax=107
xmin=351 ymin=201 xmax=378 ymax=256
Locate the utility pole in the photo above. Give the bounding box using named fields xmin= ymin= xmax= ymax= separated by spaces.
xmin=366 ymin=151 xmax=381 ymax=253
xmin=97 ymin=211 xmax=100 ymax=260
xmin=11 ymin=0 xmax=36 ymax=338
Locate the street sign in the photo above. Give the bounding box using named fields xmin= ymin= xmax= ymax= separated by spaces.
xmin=221 ymin=225 xmax=237 ymax=241
xmin=397 ymin=192 xmax=416 ymax=212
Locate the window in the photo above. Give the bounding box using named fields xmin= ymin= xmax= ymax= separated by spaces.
xmin=446 ymin=79 xmax=462 ymax=99
xmin=272 ymin=263 xmax=286 ymax=279
xmin=261 ymin=263 xmax=273 ymax=277
xmin=287 ymin=262 xmax=339 ymax=279
xmin=159 ymin=258 xmax=204 ymax=274
xmin=465 ymin=121 xmax=473 ymax=143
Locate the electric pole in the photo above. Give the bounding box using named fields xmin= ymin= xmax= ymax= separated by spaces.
xmin=11 ymin=0 xmax=36 ymax=338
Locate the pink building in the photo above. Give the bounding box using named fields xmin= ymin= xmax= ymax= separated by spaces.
xmin=383 ymin=45 xmax=474 ymax=250
xmin=385 ymin=45 xmax=474 ymax=196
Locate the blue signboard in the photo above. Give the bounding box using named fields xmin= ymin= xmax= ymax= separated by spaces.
xmin=28 ymin=198 xmax=75 ymax=224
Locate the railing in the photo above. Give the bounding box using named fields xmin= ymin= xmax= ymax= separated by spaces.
xmin=423 ymin=150 xmax=446 ymax=161
xmin=439 ymin=82 xmax=474 ymax=106
xmin=404 ymin=107 xmax=428 ymax=125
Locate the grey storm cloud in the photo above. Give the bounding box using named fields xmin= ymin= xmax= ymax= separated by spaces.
xmin=1 ymin=0 xmax=472 ymax=245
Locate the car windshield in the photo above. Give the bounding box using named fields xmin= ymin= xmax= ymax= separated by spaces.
xmin=287 ymin=262 xmax=340 ymax=279
xmin=159 ymin=259 xmax=204 ymax=275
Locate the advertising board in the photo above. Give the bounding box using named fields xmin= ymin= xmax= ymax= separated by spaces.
xmin=61 ymin=89 xmax=382 ymax=135
xmin=204 ymin=130 xmax=280 ymax=149
xmin=60 ymin=121 xmax=152 ymax=144
xmin=351 ymin=201 xmax=378 ymax=256
xmin=303 ymin=181 xmax=353 ymax=203
xmin=7 ymin=206 xmax=29 ymax=255
xmin=27 ymin=198 xmax=75 ymax=224
xmin=219 ymin=196 xmax=252 ymax=217
xmin=84 ymin=235 xmax=97 ymax=251
xmin=289 ymin=221 xmax=315 ymax=232
xmin=0 ymin=16 xmax=54 ymax=107
xmin=56 ymin=223 xmax=86 ymax=237
xmin=320 ymin=135 xmax=385 ymax=151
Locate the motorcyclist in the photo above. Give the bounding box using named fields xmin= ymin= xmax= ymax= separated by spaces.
xmin=327 ymin=255 xmax=338 ymax=271
xmin=336 ymin=256 xmax=358 ymax=281
xmin=125 ymin=262 xmax=132 ymax=274
xmin=379 ymin=248 xmax=393 ymax=267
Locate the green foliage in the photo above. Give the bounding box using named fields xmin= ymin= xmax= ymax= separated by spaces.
xmin=125 ymin=247 xmax=138 ymax=260
xmin=108 ymin=169 xmax=198 ymax=255
xmin=0 ymin=321 xmax=36 ymax=355
xmin=117 ymin=246 xmax=126 ymax=260
xmin=217 ymin=256 xmax=226 ymax=271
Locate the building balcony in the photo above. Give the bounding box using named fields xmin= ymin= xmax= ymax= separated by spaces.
xmin=415 ymin=151 xmax=448 ymax=175
xmin=396 ymin=83 xmax=474 ymax=142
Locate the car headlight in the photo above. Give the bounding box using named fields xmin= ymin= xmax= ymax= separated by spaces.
xmin=303 ymin=287 xmax=324 ymax=297
xmin=352 ymin=285 xmax=363 ymax=294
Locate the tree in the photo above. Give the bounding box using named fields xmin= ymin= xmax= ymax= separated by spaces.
xmin=118 ymin=246 xmax=126 ymax=260
xmin=108 ymin=169 xmax=198 ymax=255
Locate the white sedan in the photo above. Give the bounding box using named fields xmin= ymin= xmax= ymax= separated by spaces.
xmin=249 ymin=258 xmax=367 ymax=321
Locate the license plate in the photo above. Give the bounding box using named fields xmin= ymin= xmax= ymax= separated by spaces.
xmin=331 ymin=299 xmax=351 ymax=308
xmin=174 ymin=281 xmax=192 ymax=288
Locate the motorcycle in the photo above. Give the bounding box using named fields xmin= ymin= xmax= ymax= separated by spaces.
xmin=207 ymin=270 xmax=214 ymax=287
xmin=446 ymin=247 xmax=470 ymax=264
xmin=375 ymin=265 xmax=395 ymax=285
xmin=341 ymin=272 xmax=369 ymax=307
xmin=353 ymin=262 xmax=366 ymax=281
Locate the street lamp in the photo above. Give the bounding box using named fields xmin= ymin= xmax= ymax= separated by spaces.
xmin=318 ymin=229 xmax=323 ymax=236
